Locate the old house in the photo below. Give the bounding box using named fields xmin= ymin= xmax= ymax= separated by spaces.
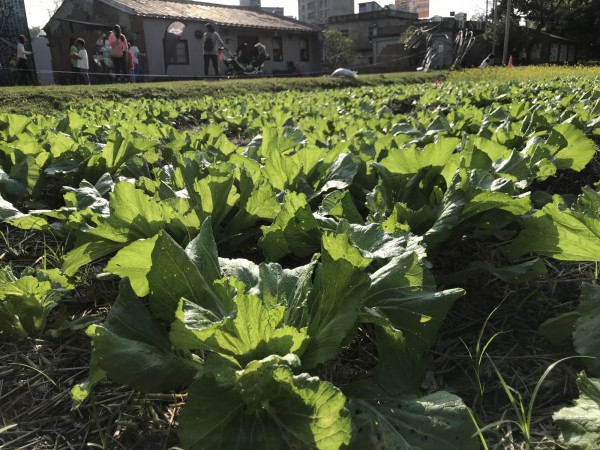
xmin=44 ymin=0 xmax=321 ymax=83
xmin=522 ymin=31 xmax=576 ymax=65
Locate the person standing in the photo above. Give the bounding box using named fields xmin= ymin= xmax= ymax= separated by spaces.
xmin=203 ymin=23 xmax=224 ymax=77
xmin=16 ymin=35 xmax=34 ymax=85
xmin=479 ymin=53 xmax=495 ymax=68
xmin=129 ymin=40 xmax=145 ymax=82
xmin=76 ymin=38 xmax=90 ymax=85
xmin=96 ymin=31 xmax=115 ymax=83
xmin=108 ymin=24 xmax=128 ymax=82
xmin=70 ymin=38 xmax=80 ymax=84
xmin=126 ymin=44 xmax=135 ymax=82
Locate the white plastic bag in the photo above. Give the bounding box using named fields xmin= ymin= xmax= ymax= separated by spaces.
xmin=331 ymin=68 xmax=357 ymax=78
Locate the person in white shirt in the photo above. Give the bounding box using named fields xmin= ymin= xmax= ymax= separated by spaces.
xmin=16 ymin=34 xmax=34 ymax=85
xmin=129 ymin=40 xmax=145 ymax=82
xmin=479 ymin=53 xmax=495 ymax=68
xmin=96 ymin=31 xmax=115 ymax=83
xmin=76 ymin=38 xmax=90 ymax=85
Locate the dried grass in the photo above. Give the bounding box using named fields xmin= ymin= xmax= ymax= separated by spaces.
xmin=0 ymin=336 xmax=184 ymax=449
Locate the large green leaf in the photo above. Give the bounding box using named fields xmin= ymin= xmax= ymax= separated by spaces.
xmin=554 ymin=372 xmax=600 ymax=450
xmin=365 ymin=252 xmax=464 ymax=352
xmin=573 ymin=283 xmax=600 ymax=376
xmin=170 ymin=292 xmax=309 ymax=367
xmin=87 ymin=279 xmax=200 ymax=392
xmin=259 ymin=192 xmax=321 ymax=261
xmin=225 ymin=169 xmax=280 ymax=234
xmin=104 ymin=236 xmax=158 ymax=296
xmin=346 ymin=382 xmax=478 ymax=450
xmin=510 ymin=194 xmax=600 ymax=261
xmin=315 ymin=152 xmax=358 ymax=195
xmin=220 ymin=256 xmax=316 ymax=327
xmin=193 ymin=163 xmax=239 ymax=226
xmin=318 ymin=190 xmax=364 ymax=224
xmin=373 ymin=325 xmax=424 ymax=396
xmin=378 ymin=137 xmax=461 ymax=175
xmin=62 ymin=238 xmax=124 ymax=277
xmin=546 ymin=123 xmax=596 ymax=172
xmin=262 ymin=141 xmax=302 ymax=192
xmin=302 ymin=233 xmax=371 ymax=369
xmin=62 ymin=177 xmax=111 ymax=215
xmin=61 ymin=181 xmax=179 ymax=276
xmin=104 ymin=181 xmax=167 ymax=239
xmin=0 ymin=194 xmax=23 ymax=221
xmin=0 ymin=268 xmax=64 ymax=338
xmin=147 ymin=230 xmax=228 ymax=320
xmin=178 ymin=354 xmax=351 ymax=450
xmin=251 ymin=259 xmax=316 ymax=320
xmin=335 ymin=220 xmax=422 ymax=260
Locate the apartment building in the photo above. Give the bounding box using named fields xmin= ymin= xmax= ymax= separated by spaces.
xmin=395 ymin=0 xmax=429 ymax=18
xmin=299 ymin=0 xmax=354 ymax=25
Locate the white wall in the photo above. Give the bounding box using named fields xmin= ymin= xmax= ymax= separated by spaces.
xmin=142 ymin=18 xmax=321 ymax=77
xmin=32 ymin=34 xmax=54 ymax=85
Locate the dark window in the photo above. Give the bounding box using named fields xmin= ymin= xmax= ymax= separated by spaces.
xmin=164 ymin=21 xmax=188 ymax=67
xmin=300 ymin=37 xmax=309 ymax=61
xmin=238 ymin=35 xmax=260 ymax=48
xmin=167 ymin=40 xmax=189 ymax=65
xmin=236 ymin=36 xmax=260 ymax=64
xmin=272 ymin=36 xmax=283 ymax=61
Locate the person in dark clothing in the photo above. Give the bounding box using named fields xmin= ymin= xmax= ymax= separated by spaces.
xmin=16 ymin=35 xmax=34 ymax=85
xmin=203 ymin=23 xmax=224 ymax=76
xmin=236 ymin=42 xmax=251 ymax=65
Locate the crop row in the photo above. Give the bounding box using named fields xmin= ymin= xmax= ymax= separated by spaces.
xmin=1 ymin=77 xmax=599 ymax=449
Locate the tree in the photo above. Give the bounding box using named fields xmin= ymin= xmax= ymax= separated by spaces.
xmin=322 ymin=29 xmax=355 ymax=71
xmin=498 ymin=0 xmax=573 ymax=31
xmin=493 ymin=0 xmax=600 ymax=59
xmin=29 ymin=26 xmax=41 ymax=40
xmin=47 ymin=0 xmax=63 ymax=17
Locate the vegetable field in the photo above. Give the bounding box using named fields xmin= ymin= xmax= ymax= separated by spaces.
xmin=1 ymin=68 xmax=599 ymax=449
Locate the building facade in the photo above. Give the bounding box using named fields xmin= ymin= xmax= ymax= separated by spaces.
xmin=327 ymin=8 xmax=418 ymax=71
xmin=395 ymin=0 xmax=429 ymax=18
xmin=44 ymin=0 xmax=321 ymax=83
xmin=299 ymin=0 xmax=354 ymax=25
xmin=0 ymin=0 xmax=32 ymax=86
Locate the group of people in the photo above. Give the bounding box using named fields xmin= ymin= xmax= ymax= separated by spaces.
xmin=7 ymin=22 xmax=263 ymax=86
xmin=70 ymin=24 xmax=145 ymax=84
xmin=202 ymin=23 xmax=269 ymax=77
xmin=479 ymin=48 xmax=528 ymax=68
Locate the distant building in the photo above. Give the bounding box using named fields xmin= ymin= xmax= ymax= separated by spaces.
xmin=395 ymin=0 xmax=429 ymax=18
xmin=358 ymin=2 xmax=383 ymax=13
xmin=299 ymin=0 xmax=354 ymax=25
xmin=327 ymin=5 xmax=418 ymax=71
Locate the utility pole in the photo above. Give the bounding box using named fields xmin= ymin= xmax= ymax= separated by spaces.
xmin=502 ymin=0 xmax=512 ymax=65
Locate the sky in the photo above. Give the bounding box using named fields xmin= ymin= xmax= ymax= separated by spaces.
xmin=25 ymin=0 xmax=488 ymax=28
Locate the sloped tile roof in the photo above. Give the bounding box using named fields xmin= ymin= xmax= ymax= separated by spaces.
xmin=99 ymin=0 xmax=316 ymax=32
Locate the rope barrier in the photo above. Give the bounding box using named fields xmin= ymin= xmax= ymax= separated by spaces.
xmin=0 ymin=49 xmax=429 ymax=84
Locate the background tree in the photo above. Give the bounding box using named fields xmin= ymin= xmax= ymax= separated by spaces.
xmin=322 ymin=29 xmax=355 ymax=71
xmin=498 ymin=0 xmax=573 ymax=31
xmin=496 ymin=0 xmax=600 ymax=58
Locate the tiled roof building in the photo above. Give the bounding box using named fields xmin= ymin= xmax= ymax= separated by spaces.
xmin=44 ymin=0 xmax=321 ymax=82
